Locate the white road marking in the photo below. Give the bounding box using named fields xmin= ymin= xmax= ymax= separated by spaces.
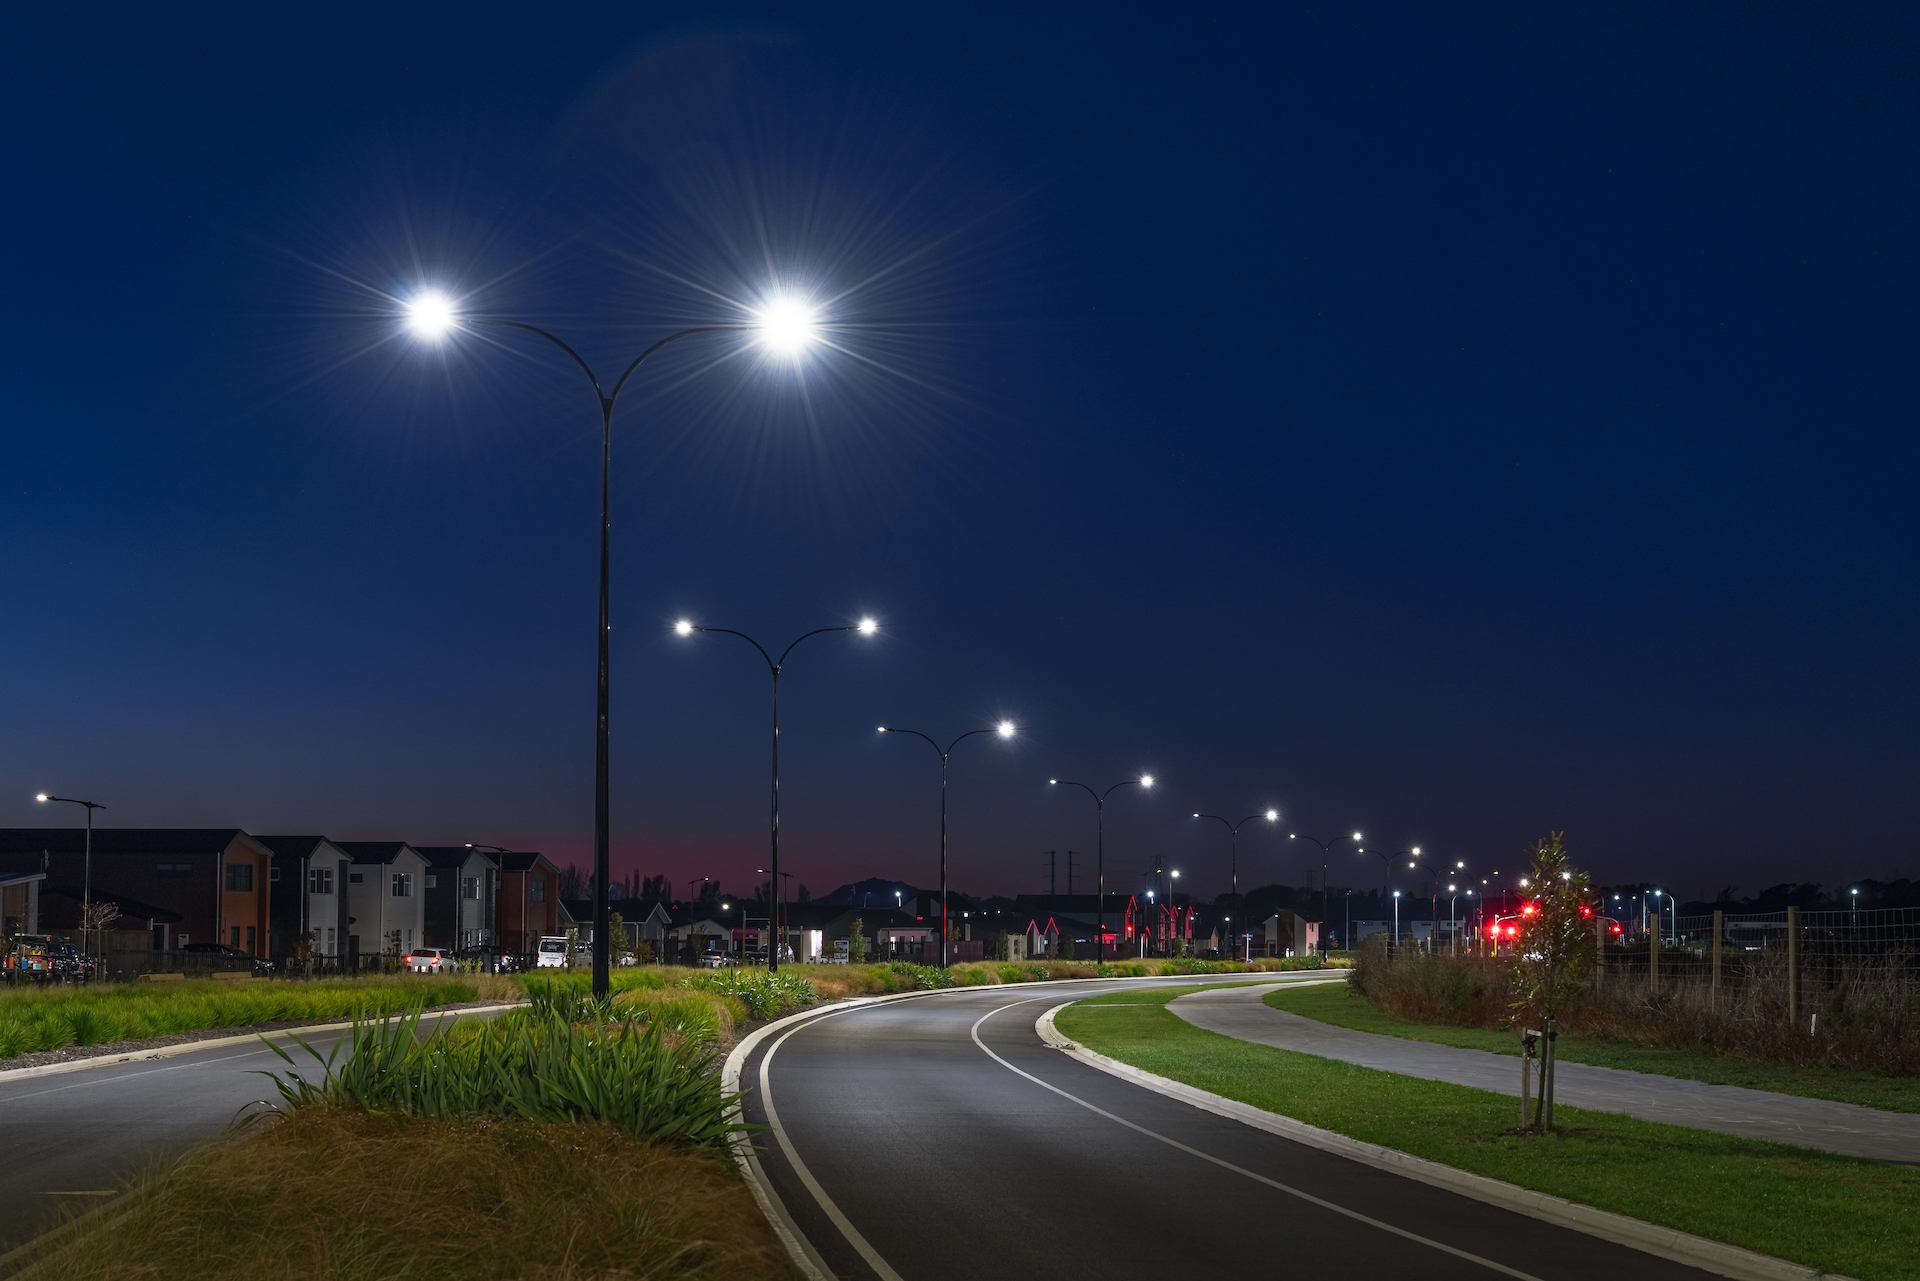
xmin=968 ymin=1001 xmax=1546 ymax=1281
xmin=760 ymin=1009 xmax=908 ymax=1281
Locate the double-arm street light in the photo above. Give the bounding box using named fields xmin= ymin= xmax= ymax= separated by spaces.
xmin=401 ymin=291 xmax=819 ymax=997
xmin=1289 ymin=830 xmax=1361 ymax=955
xmin=879 ymin=721 xmax=1016 ymax=967
xmin=677 ymin=619 xmax=879 ymax=973
xmin=1192 ymin=809 xmax=1278 ymax=901
xmin=36 ymin=793 xmax=103 ymax=965
xmin=1406 ymin=854 xmax=1466 ymax=950
xmin=1049 ymin=775 xmax=1154 ymax=963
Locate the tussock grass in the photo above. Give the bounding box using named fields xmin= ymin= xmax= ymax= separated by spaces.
xmin=0 ymin=976 xmax=483 ymax=1060
xmin=1060 ymin=987 xmax=1920 ymax=1281
xmin=12 ymin=1109 xmax=787 ymax=1281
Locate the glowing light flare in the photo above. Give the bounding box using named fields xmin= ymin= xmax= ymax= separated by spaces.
xmin=405 ymin=291 xmax=458 ymax=340
xmin=996 ymin=721 xmax=1016 ymax=737
xmin=1265 ymin=809 xmax=1278 ymax=821
xmin=857 ymin=617 xmax=878 ymax=635
xmin=1140 ymin=775 xmax=1155 ymax=788
xmin=674 ymin=620 xmax=694 ymax=636
xmin=754 ymin=296 xmax=819 ymax=356
xmin=34 ymin=793 xmax=48 ymax=802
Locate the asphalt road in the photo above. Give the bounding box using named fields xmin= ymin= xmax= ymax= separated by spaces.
xmin=741 ymin=976 xmax=1726 ymax=1281
xmin=0 ymin=1010 xmax=475 ymax=1251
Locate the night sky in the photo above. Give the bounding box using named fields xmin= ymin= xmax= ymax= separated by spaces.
xmin=4 ymin=3 xmax=1917 ymax=906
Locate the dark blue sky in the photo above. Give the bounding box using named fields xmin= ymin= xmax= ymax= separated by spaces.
xmin=4 ymin=3 xmax=1916 ymax=904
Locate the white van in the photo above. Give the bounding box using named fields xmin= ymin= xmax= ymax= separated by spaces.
xmin=535 ymin=937 xmax=570 ymax=968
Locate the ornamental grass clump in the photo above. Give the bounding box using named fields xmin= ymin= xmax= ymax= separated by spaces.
xmin=257 ymin=1003 xmax=746 ymax=1151
xmin=679 ymin=968 xmax=818 ymax=1018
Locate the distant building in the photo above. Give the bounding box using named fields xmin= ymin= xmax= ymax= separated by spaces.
xmin=414 ymin=846 xmax=501 ymax=950
xmin=256 ymin=835 xmax=353 ymax=963
xmin=335 ymin=842 xmax=430 ymax=965
xmin=496 ymin=851 xmax=561 ymax=952
xmin=0 ymin=829 xmax=271 ymax=956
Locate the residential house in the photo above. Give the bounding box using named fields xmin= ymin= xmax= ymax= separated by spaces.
xmin=496 ymin=851 xmax=561 ymax=952
xmin=0 ymin=829 xmax=272 ymax=956
xmin=1014 ymin=893 xmax=1140 ymax=956
xmin=256 ymin=836 xmax=353 ymax=963
xmin=1261 ymin=909 xmax=1320 ymax=957
xmin=414 ymin=846 xmax=500 ymax=950
xmin=558 ymin=897 xmax=672 ymax=956
xmin=36 ymin=888 xmax=184 ymax=975
xmin=335 ymin=842 xmax=430 ymax=966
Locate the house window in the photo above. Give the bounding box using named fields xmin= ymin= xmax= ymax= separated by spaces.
xmin=226 ymin=863 xmax=253 ymax=892
xmin=155 ymin=863 xmax=192 ymax=877
xmin=424 ymin=874 xmax=438 ymax=890
xmin=270 ymin=867 xmax=281 ymax=882
xmin=349 ymin=872 xmax=363 ymax=885
xmin=246 ymin=925 xmax=256 ymax=955
xmin=461 ymin=876 xmax=479 ymax=900
xmin=391 ymin=873 xmax=412 ymax=898
xmin=310 ymin=868 xmax=334 ymax=894
xmin=325 ymin=927 xmax=335 ymax=954
xmin=230 ymin=926 xmax=242 ymax=949
xmin=529 ymin=878 xmax=545 ymax=903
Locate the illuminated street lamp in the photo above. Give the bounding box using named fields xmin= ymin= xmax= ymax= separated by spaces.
xmin=1049 ymin=775 xmax=1155 ymax=963
xmin=400 ymin=290 xmax=819 ymax=997
xmin=36 ymin=793 xmax=103 ymax=968
xmin=677 ymin=619 xmax=878 ymax=973
xmin=879 ymin=721 xmax=1016 ymax=967
xmin=1192 ymin=808 xmax=1278 ymax=901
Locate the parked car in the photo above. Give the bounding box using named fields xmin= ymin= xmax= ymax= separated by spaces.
xmin=2 ymin=934 xmax=93 ymax=984
xmin=455 ymin=944 xmax=518 ymax=974
xmin=181 ymin=942 xmax=274 ymax=973
xmin=403 ymin=947 xmax=452 ymax=974
xmin=694 ymin=952 xmax=734 ymax=968
xmin=534 ymin=936 xmax=570 ymax=968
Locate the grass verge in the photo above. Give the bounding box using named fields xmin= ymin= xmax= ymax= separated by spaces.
xmin=1266 ymin=981 xmax=1920 ymax=1113
xmin=7 ymin=1109 xmax=787 ymax=1281
xmin=1058 ymin=986 xmax=1920 ymax=1281
xmin=0 ymin=974 xmax=506 ymax=1060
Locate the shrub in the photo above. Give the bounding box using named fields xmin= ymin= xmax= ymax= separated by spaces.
xmin=887 ymin=961 xmax=956 ymax=990
xmin=259 ymin=1004 xmax=746 ymax=1151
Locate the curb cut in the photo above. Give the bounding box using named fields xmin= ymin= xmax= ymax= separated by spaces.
xmin=1036 ymin=1001 xmax=1858 ymax=1281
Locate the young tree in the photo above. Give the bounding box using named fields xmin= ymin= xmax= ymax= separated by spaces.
xmin=1511 ymin=831 xmax=1599 ymax=1022
xmin=608 ymin=911 xmax=626 ymax=964
xmin=847 ymin=917 xmax=869 ymax=964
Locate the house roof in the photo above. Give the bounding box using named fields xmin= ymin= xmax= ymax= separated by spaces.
xmin=1013 ymin=893 xmax=1138 ymax=916
xmin=0 ymin=829 xmax=259 ymax=856
xmin=497 ymin=851 xmax=555 ymax=874
xmin=412 ymin=845 xmax=500 ymax=869
xmin=334 ymin=841 xmax=421 ymax=865
xmin=254 ymin=835 xmax=336 ymax=860
xmin=40 ymin=886 xmax=184 ymax=924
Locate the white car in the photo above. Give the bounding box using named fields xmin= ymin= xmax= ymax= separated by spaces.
xmin=404 ymin=947 xmax=451 ymax=974
xmin=695 ymin=952 xmax=732 ymax=968
xmin=535 ymin=937 xmax=570 ymax=968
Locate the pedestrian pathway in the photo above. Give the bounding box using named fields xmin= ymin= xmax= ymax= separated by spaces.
xmin=1167 ymin=982 xmax=1920 ymax=1164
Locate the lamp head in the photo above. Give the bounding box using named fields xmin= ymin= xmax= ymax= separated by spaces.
xmin=754 ymin=295 xmax=818 ymax=356
xmin=857 ymin=617 xmax=878 ymax=635
xmin=1412 ymin=846 xmax=1421 ymax=856
xmin=1352 ymin=831 xmax=1363 ymax=841
xmin=1140 ymin=774 xmax=1154 ymax=788
xmin=1170 ymin=870 xmax=1179 ymax=879
xmin=1265 ymin=809 xmax=1278 ymax=821
xmin=34 ymin=793 xmax=48 ymax=802
xmin=996 ymin=720 xmax=1015 ymax=737
xmin=1192 ymin=812 xmax=1200 ymax=818
xmin=1048 ymin=778 xmax=1058 ymax=785
xmin=674 ymin=620 xmax=694 ymax=636
xmin=405 ymin=291 xmax=457 ymax=340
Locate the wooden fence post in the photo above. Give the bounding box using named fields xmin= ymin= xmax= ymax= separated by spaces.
xmin=1711 ymin=909 xmax=1723 ymax=1011
xmin=1786 ymin=904 xmax=1799 ymax=1030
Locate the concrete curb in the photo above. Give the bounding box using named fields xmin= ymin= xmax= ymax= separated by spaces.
xmin=0 ymin=1002 xmax=525 ymax=1084
xmin=1036 ymin=1000 xmax=1858 ymax=1281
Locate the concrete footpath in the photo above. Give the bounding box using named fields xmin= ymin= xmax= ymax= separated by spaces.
xmin=1168 ymin=983 xmax=1920 ymax=1165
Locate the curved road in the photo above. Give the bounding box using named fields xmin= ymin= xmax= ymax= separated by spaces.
xmin=741 ymin=976 xmax=1724 ymax=1281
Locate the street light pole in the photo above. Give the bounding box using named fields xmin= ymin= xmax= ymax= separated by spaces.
xmin=880 ymin=722 xmax=1016 ymax=967
xmin=36 ymin=794 xmax=103 ymax=969
xmin=1289 ymin=831 xmax=1361 ymax=955
xmin=1049 ymin=776 xmax=1154 ymax=963
xmin=400 ymin=295 xmax=820 ymax=998
xmin=1192 ymin=809 xmax=1277 ymax=902
xmin=678 ymin=620 xmax=879 ymax=973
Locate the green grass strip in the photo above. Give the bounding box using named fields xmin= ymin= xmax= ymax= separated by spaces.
xmin=1057 ymin=985 xmax=1920 ymax=1281
xmin=1266 ymin=981 xmax=1920 ymax=1114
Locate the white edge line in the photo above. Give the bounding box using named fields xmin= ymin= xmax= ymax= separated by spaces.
xmin=0 ymin=1003 xmax=526 ymax=1084
xmin=1035 ymin=1002 xmax=1860 ymax=1281
xmin=721 ymin=970 xmax=1339 ymax=1279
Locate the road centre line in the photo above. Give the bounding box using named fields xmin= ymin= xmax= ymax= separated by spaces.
xmin=968 ymin=1001 xmax=1545 ymax=1281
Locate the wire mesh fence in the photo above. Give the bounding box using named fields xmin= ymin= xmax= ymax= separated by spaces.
xmin=1597 ymin=906 xmax=1920 ymax=1048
